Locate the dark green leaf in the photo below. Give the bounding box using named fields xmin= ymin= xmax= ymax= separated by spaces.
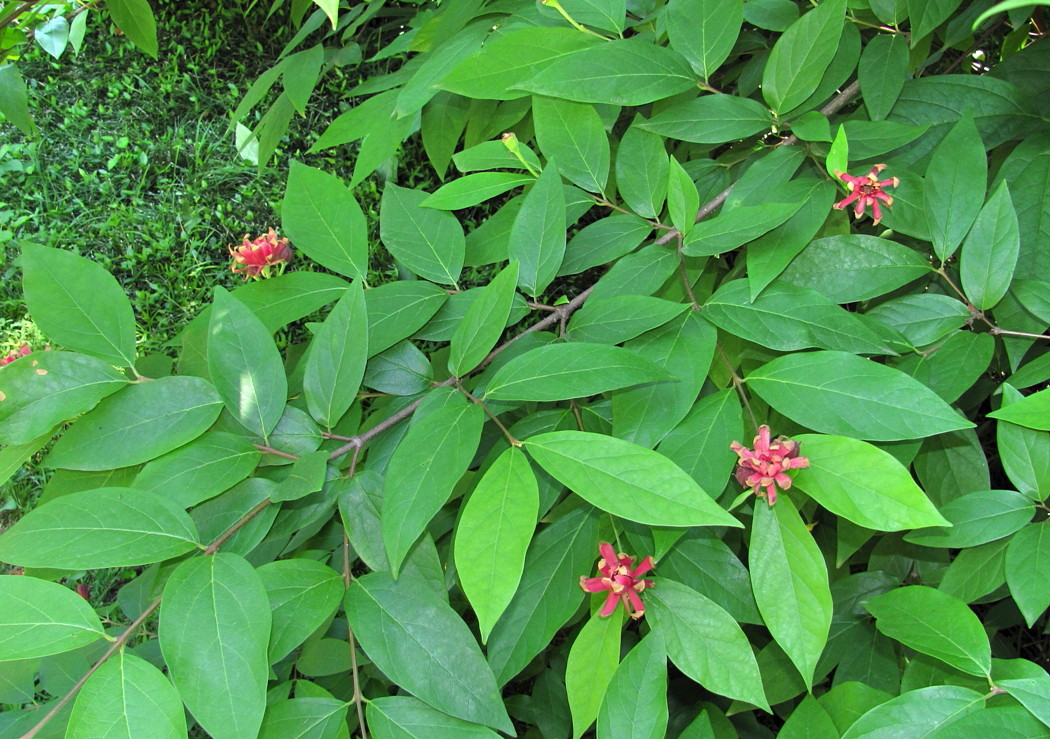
xmin=362 ymin=340 xmax=432 ymax=396
xmin=556 ymin=215 xmax=648 ymax=278
xmin=509 ymin=162 xmax=566 ymax=297
xmin=666 ymin=0 xmax=742 ymax=80
xmin=533 ymin=97 xmax=609 ymax=194
xmin=422 ymin=172 xmax=535 ymax=210
xmin=525 ymin=431 xmax=740 ymax=528
xmin=21 ymin=244 xmax=137 ymax=368
xmin=596 ymin=634 xmax=667 ymax=739
xmin=304 ymin=281 xmax=368 ymax=427
xmin=648 ymin=579 xmax=768 ymax=709
xmin=614 ymin=121 xmax=668 ymax=220
xmin=657 ymin=389 xmax=741 ymax=497
xmin=750 ymin=497 xmax=832 ymax=687
xmin=484 ymin=342 xmax=670 ymax=402
xmin=383 ymin=402 xmax=484 ymax=576
xmin=449 ymin=261 xmax=519 ymax=376
xmin=0 ymin=64 xmax=35 ymax=136
xmin=515 ymin=39 xmax=696 ymax=106
xmin=859 ymin=34 xmax=909 ymax=121
xmin=908 ymin=0 xmax=962 ymax=42
xmin=46 ymin=376 xmax=223 ymax=470
xmin=133 ymin=432 xmax=260 ymax=508
xmin=997 ymin=384 xmax=1050 ymax=497
xmin=666 ymin=156 xmax=700 ymax=236
xmin=682 ymin=202 xmax=802 ymax=256
xmin=0 ymin=351 xmax=127 ymax=446
xmin=641 ymin=95 xmax=772 ymax=144
xmin=367 ymin=695 xmax=500 ymax=738
xmin=905 ymin=490 xmax=1033 ymax=548
xmin=347 ymin=572 xmax=513 ymax=733
xmin=866 ymin=586 xmax=991 ymax=677
xmin=839 ymin=686 xmax=984 ymax=739
xmin=566 ymin=295 xmax=686 ymax=346
xmin=381 ymin=183 xmax=464 ymax=285
xmin=1005 ymin=523 xmax=1050 ymax=627
xmin=924 ymin=114 xmax=987 ymax=261
xmin=762 ymin=0 xmax=845 ymax=112
xmin=994 ymin=133 xmax=1050 ymax=277
xmin=365 ymin=281 xmax=449 ymax=357
xmin=703 ymin=280 xmax=895 ymax=354
xmin=258 ymin=559 xmax=343 ymax=663
xmin=282 ymin=160 xmax=368 ymax=279
xmin=659 ymin=531 xmax=761 ymax=624
xmin=939 ymin=538 xmax=1009 ymax=604
xmin=842 ymin=120 xmax=930 ymax=160
xmin=209 ymin=287 xmax=287 ymax=439
xmin=999 ymin=676 xmax=1050 ymax=731
xmin=160 ymin=554 xmax=271 ymax=739
xmin=258 ymin=697 xmax=348 ymax=739
xmin=747 ymin=350 xmax=973 ymax=440
xmin=104 ymin=0 xmax=158 ymax=57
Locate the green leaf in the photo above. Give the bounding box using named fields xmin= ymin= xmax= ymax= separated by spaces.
xmin=440 ymin=27 xmax=601 ymax=100
xmin=304 ymin=281 xmax=368 ymax=427
xmin=746 ymin=350 xmax=973 ymax=441
xmin=367 ymin=695 xmax=500 ymax=738
xmin=777 ymin=235 xmax=931 ymax=303
xmin=989 ymin=387 xmax=1050 ymax=430
xmin=487 ymin=506 xmax=599 ymax=685
xmin=960 ymin=181 xmax=1020 ymax=310
xmin=779 ymin=694 xmax=839 ymax=739
xmin=681 ymin=202 xmax=803 ymax=256
xmin=282 ymin=160 xmax=368 ymax=279
xmin=750 ymin=497 xmax=832 ymax=687
xmin=899 ymin=330 xmax=995 ymax=404
xmin=229 ymin=272 xmax=352 ymax=333
xmin=843 ymin=120 xmax=930 ymax=160
xmin=839 ymin=686 xmax=985 ymax=739
xmin=209 ymin=287 xmax=287 ymax=439
xmin=452 ymin=139 xmax=541 ymax=174
xmin=259 ymin=697 xmax=349 ymax=739
xmin=514 ymin=39 xmax=696 ymax=106
xmin=509 ymin=162 xmax=566 ymax=297
xmin=614 ymin=122 xmax=668 ymax=220
xmin=640 ymin=95 xmax=772 ymax=144
xmin=566 ymin=295 xmax=686 ymax=346
xmin=858 ymin=34 xmax=909 ymax=121
xmin=268 ymin=450 xmax=328 ymax=502
xmin=381 ymin=183 xmax=464 ymax=285
xmin=46 ymin=376 xmax=224 ymax=470
xmin=648 ymin=579 xmax=768 ymax=709
xmin=484 ymin=342 xmax=670 ymax=402
xmin=997 ymin=384 xmax=1050 ymax=497
xmin=533 ymin=97 xmax=609 ymax=194
xmin=21 ymin=244 xmax=137 ymax=368
xmin=866 ymin=294 xmax=970 ymax=348
xmin=423 ymin=172 xmax=534 ymax=210
xmin=133 ymin=432 xmax=260 ymax=508
xmin=566 ymin=613 xmax=621 ymax=738
xmin=282 ymin=44 xmax=324 ymax=115
xmin=0 ymin=64 xmax=35 ymax=136
xmin=666 ymin=156 xmax=700 ymax=236
xmin=160 ymin=554 xmax=271 ymax=739
xmin=908 ymin=0 xmax=962 ymax=41
xmin=0 ymin=487 xmax=200 ymax=569
xmin=791 ymin=435 xmax=949 ymax=531
xmin=365 ymin=280 xmax=449 ymax=357
xmin=666 ymin=0 xmax=741 ymax=80
xmin=104 ymin=0 xmax=158 ymax=57
xmin=1005 ymin=523 xmax=1050 ymax=627
xmin=703 ymin=280 xmax=895 ymax=354
xmin=924 ymin=114 xmax=987 ymax=261
xmin=762 ymin=0 xmax=845 ymax=112
xmin=309 ymin=90 xmax=397 ymax=152
xmin=866 ymin=586 xmax=991 ymax=677
xmin=596 ymin=633 xmax=667 ymax=739
xmin=455 ymin=447 xmax=538 ymax=643
xmin=612 ymin=312 xmax=715 ymax=449
xmin=905 ymin=490 xmax=1033 ymax=548
xmin=658 ymin=389 xmax=742 ymax=498
xmin=659 ymin=531 xmax=760 ymax=624
xmin=258 ymin=559 xmax=344 ymax=663
xmin=347 ymin=572 xmax=513 ymax=733
xmin=68 ymin=651 xmax=186 ymax=739
xmin=449 ymin=262 xmax=519 ymax=376
xmin=0 ymin=351 xmax=127 ymax=446
xmin=0 ymin=576 xmax=104 ymax=661
xmin=384 ymin=402 xmax=484 ymax=576
xmin=363 ymin=340 xmax=432 ymax=396
xmin=999 ymin=675 xmax=1050 ymax=731
xmin=939 ymin=538 xmax=1009 ymax=604
xmin=525 ymin=431 xmax=740 ymax=528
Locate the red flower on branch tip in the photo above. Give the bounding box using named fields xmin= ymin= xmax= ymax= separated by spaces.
xmin=0 ymin=343 xmax=49 ymax=368
xmin=579 ymin=542 xmax=654 ymax=620
xmin=731 ymin=425 xmax=809 ymax=506
xmin=833 ymin=164 xmax=898 ymax=225
xmin=229 ymin=228 xmax=293 ymax=280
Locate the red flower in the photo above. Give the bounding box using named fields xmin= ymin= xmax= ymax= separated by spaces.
xmin=229 ymin=228 xmax=293 ymax=280
xmin=0 ymin=343 xmax=48 ymax=367
xmin=579 ymin=542 xmax=654 ymax=620
xmin=730 ymin=425 xmax=810 ymax=506
xmin=833 ymin=164 xmax=898 ymax=225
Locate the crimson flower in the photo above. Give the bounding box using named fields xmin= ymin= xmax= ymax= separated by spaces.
xmin=229 ymin=228 xmax=293 ymax=280
xmin=0 ymin=344 xmax=48 ymax=367
xmin=731 ymin=425 xmax=810 ymax=506
xmin=579 ymin=542 xmax=654 ymax=620
xmin=833 ymin=164 xmax=899 ymax=225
